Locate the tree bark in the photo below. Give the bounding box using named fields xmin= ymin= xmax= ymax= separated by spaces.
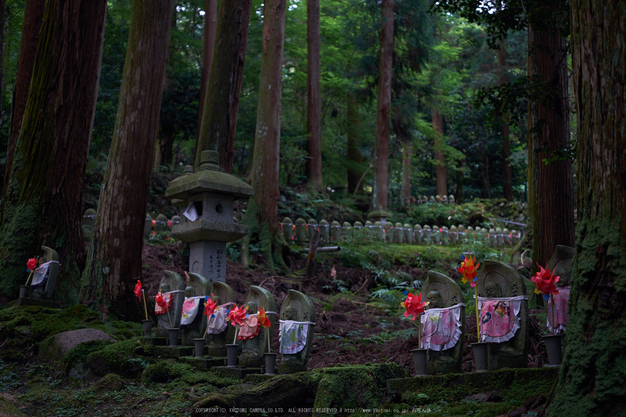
xmin=549 ymin=2 xmax=626 ymax=415
xmin=194 ymin=0 xmax=251 ymax=173
xmin=432 ymin=106 xmax=447 ymax=196
xmin=346 ymin=93 xmax=362 ymax=194
xmin=393 ymin=96 xmax=411 ymax=206
xmin=372 ymin=0 xmax=393 ymax=212
xmin=305 ymin=0 xmax=323 ymax=194
xmin=528 ymin=3 xmax=575 ymax=272
xmin=197 ymin=0 xmax=217 ymax=142
xmin=1 ymin=0 xmax=45 ymax=219
xmin=241 ymin=0 xmax=287 ymax=271
xmin=498 ymin=43 xmax=513 ymax=202
xmin=80 ymin=0 xmax=174 ymax=320
xmin=0 ymin=0 xmax=106 ymax=300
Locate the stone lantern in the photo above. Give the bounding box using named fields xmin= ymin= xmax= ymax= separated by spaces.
xmin=164 ymin=150 xmax=253 ymax=283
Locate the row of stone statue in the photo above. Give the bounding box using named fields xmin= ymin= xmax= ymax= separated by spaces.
xmin=417 ymin=246 xmax=573 ymax=374
xmin=82 ymin=209 xmax=181 ymax=240
xmin=281 ymin=217 xmax=521 ymax=248
xmin=153 ymin=270 xmax=314 ymax=374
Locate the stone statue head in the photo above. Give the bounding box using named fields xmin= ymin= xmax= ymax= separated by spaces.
xmin=246 ymin=300 xmax=258 ymax=314
xmin=485 ymin=281 xmax=502 ymax=298
xmin=160 ymin=283 xmax=171 ymax=293
xmin=284 ymin=305 xmax=297 ymax=320
xmin=185 ymin=286 xmax=195 ymax=297
xmin=427 ymin=290 xmax=443 ymax=309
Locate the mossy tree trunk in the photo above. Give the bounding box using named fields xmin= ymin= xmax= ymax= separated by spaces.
xmin=80 ymin=0 xmax=174 ymax=321
xmin=0 ymin=0 xmax=106 ymax=301
xmin=1 ymin=0 xmax=45 ymax=219
xmin=241 ymin=0 xmax=287 ymax=271
xmin=549 ymin=2 xmax=626 ymax=415
xmin=194 ymin=0 xmax=251 ymax=173
xmin=305 ymin=0 xmax=323 ymax=194
xmin=372 ymin=0 xmax=393 ymax=212
xmin=197 ymin=0 xmax=217 ymax=142
xmin=393 ymin=91 xmax=412 ymax=207
xmin=528 ymin=2 xmax=575 ymax=272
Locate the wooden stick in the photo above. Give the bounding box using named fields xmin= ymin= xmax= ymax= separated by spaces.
xmin=203 ymin=315 xmax=212 ymax=338
xmin=233 ymin=325 xmax=239 ymax=344
xmin=550 ymin=293 xmax=555 ymax=334
xmin=474 ymin=285 xmax=480 ymax=341
xmin=142 ymin=290 xmax=148 ymax=320
xmin=418 ymin=318 xmax=422 ymax=348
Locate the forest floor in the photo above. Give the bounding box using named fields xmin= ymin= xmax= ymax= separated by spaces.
xmin=0 ymin=179 xmax=554 ymax=416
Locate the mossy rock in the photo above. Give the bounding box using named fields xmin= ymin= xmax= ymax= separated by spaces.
xmin=86 ymin=339 xmax=147 ymax=378
xmin=313 ymin=363 xmax=406 ymax=412
xmin=92 ymin=373 xmax=125 ymax=391
xmin=142 ymin=360 xmax=184 ymax=384
xmin=0 ymin=397 xmax=29 ymax=417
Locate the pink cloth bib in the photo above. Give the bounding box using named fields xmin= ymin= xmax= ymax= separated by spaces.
xmin=480 ymin=300 xmax=515 ymax=339
xmin=238 ymin=315 xmax=260 ymax=340
xmin=420 ymin=304 xmax=463 ymax=351
xmin=547 ymin=287 xmax=569 ymax=334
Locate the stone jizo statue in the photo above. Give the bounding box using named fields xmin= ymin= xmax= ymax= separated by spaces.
xmin=476 ymin=261 xmax=528 ymax=370
xmin=278 ymin=290 xmax=315 ymax=374
xmin=420 ymin=271 xmax=465 ymax=374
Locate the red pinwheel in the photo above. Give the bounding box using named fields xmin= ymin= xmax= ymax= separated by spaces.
xmin=401 ymin=292 xmax=429 ymax=321
xmin=155 ymin=291 xmax=170 ymax=312
xmin=257 ymin=307 xmax=271 ymax=328
xmin=531 ymin=264 xmax=560 ymax=299
xmin=458 ymin=252 xmax=480 ymax=287
xmin=134 ymin=280 xmax=142 ymax=300
xmin=204 ymin=295 xmax=218 ymax=317
xmin=227 ymin=304 xmax=247 ymax=326
xmin=26 ymin=258 xmax=37 ymax=272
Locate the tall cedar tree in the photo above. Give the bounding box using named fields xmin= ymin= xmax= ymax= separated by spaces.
xmin=197 ymin=0 xmax=217 ymax=141
xmin=432 ymin=106 xmax=447 ymax=196
xmin=305 ymin=0 xmax=323 ymax=193
xmin=497 ymin=43 xmax=514 ymax=202
xmin=80 ymin=0 xmax=174 ymax=320
xmin=372 ymin=0 xmax=394 ymax=212
xmin=1 ymin=0 xmax=45 ymax=219
xmin=0 ymin=0 xmax=106 ymax=301
xmin=194 ymin=0 xmax=251 ymax=173
xmin=550 ymin=2 xmax=626 ymax=415
xmin=528 ymin=2 xmax=575 ymax=271
xmin=346 ymin=93 xmax=362 ymax=194
xmin=241 ymin=0 xmax=287 ymax=270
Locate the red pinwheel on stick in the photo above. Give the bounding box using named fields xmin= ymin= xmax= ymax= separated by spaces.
xmin=227 ymin=304 xmax=248 ymax=344
xmin=401 ymin=291 xmax=429 ymax=347
xmin=155 ymin=290 xmax=173 ymax=327
xmin=258 ymin=307 xmax=272 ymax=354
xmin=134 ymin=280 xmax=148 ymax=320
xmin=203 ymin=294 xmax=218 ymax=338
xmin=459 ymin=251 xmax=481 ymax=341
xmin=531 ymin=264 xmax=560 ymax=334
xmin=24 ymin=257 xmax=39 ymax=286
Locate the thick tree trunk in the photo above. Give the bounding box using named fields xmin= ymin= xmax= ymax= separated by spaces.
xmin=305 ymin=0 xmax=323 ymax=193
xmin=241 ymin=0 xmax=287 ymax=271
xmin=372 ymin=0 xmax=393 ymax=212
xmin=432 ymin=106 xmax=447 ymax=196
xmin=1 ymin=0 xmax=45 ymax=218
xmin=346 ymin=93 xmax=362 ymax=194
xmin=80 ymin=0 xmax=173 ymax=320
xmin=0 ymin=0 xmax=106 ymax=301
xmin=194 ymin=0 xmax=251 ymax=173
xmin=528 ymin=6 xmax=575 ymax=272
xmin=549 ymin=2 xmax=626 ymax=415
xmin=197 ymin=0 xmax=217 ymax=142
xmin=498 ymin=44 xmax=514 ymax=202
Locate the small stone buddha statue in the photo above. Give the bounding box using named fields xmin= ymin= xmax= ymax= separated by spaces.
xmin=420 ymin=272 xmax=465 ymax=374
